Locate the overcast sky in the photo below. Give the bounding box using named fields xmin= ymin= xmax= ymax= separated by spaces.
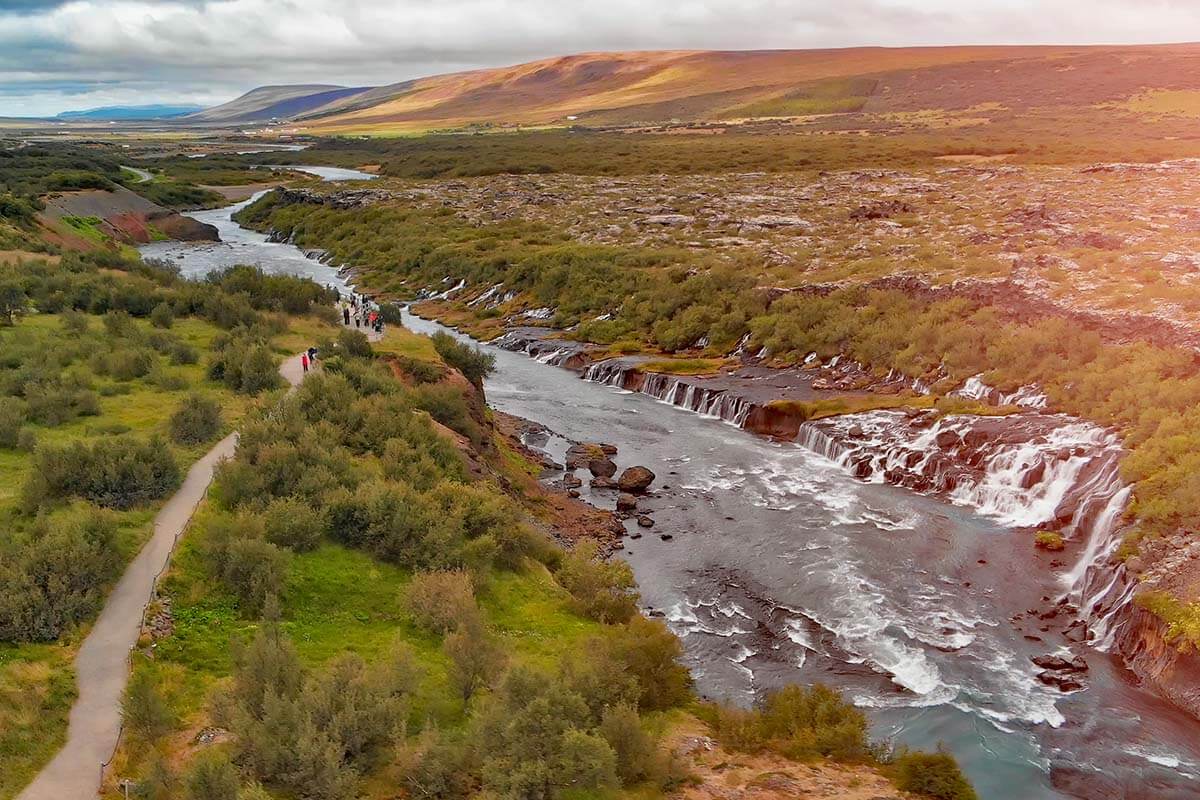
xmin=2 ymin=0 xmax=1199 ymax=116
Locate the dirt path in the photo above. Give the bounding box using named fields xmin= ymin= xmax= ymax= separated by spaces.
xmin=120 ymin=166 xmax=153 ymax=184
xmin=17 ymin=354 xmax=306 ymax=800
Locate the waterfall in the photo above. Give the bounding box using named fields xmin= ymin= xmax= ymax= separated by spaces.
xmin=582 ymin=360 xmax=755 ymax=427
xmin=793 ymin=409 xmax=1133 ymax=642
xmin=563 ymin=350 xmax=1138 ymax=650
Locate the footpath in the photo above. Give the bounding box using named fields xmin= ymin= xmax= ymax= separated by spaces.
xmin=17 ymin=354 xmax=307 ymax=800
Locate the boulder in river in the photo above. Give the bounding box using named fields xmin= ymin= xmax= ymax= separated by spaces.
xmin=616 ymin=493 xmax=638 ymax=512
xmin=1032 ymin=654 xmax=1088 ymax=673
xmin=637 ymin=515 xmax=655 ymax=528
xmin=588 ymin=457 xmax=617 ymax=478
xmin=1036 ymin=671 xmax=1084 ymax=692
xmin=617 ymin=466 xmax=655 ymax=493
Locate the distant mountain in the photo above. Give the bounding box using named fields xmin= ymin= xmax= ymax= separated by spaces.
xmin=185 ymin=84 xmax=373 ymax=124
xmin=56 ymin=103 xmax=203 ymax=120
xmin=281 ymin=44 xmax=1200 ymax=133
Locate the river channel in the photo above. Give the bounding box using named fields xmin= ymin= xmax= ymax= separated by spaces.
xmin=141 ymin=168 xmax=1200 ymax=800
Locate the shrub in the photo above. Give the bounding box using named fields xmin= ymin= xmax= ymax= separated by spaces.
xmin=61 ymin=310 xmax=90 ymax=335
xmin=139 ymin=754 xmax=178 ymax=800
xmin=475 ymin=666 xmax=618 ymax=798
xmin=444 ymin=615 xmax=504 ymax=702
xmin=184 ymin=752 xmax=240 ymax=800
xmin=150 ymin=368 xmax=188 ymax=391
xmin=0 ymin=509 xmax=120 ymax=641
xmin=407 ymin=738 xmax=474 ymax=800
xmin=23 ymin=435 xmax=180 ymax=510
xmin=599 ymin=704 xmax=657 ymax=785
xmin=208 ymin=337 xmax=281 ymax=394
xmin=16 ymin=427 xmax=36 ymax=452
xmin=394 ymin=356 xmax=444 ymax=384
xmin=0 ymin=396 xmax=27 ymax=448
xmin=403 ymin=570 xmax=479 ymax=633
xmin=336 ymin=328 xmax=373 ymax=359
xmin=219 ymin=625 xmax=413 ymax=800
xmin=123 ymin=667 xmax=175 ymax=741
xmin=150 ymin=302 xmax=174 ymax=329
xmin=102 ymin=309 xmax=137 ymax=338
xmin=1034 ymin=531 xmax=1065 ymax=551
xmin=890 ymin=748 xmax=978 ymax=800
xmin=702 ymin=684 xmax=871 ymax=762
xmin=600 ymin=616 xmax=692 ymax=712
xmin=170 ymin=393 xmax=222 ymax=445
xmin=262 ymin=495 xmax=325 ymax=552
xmin=218 ymin=537 xmax=289 ymax=615
xmin=169 ymin=340 xmax=199 ymax=365
xmin=556 ymin=540 xmax=639 ymax=624
xmin=410 ymin=383 xmax=480 ymax=445
xmin=431 ymin=331 xmax=494 ymax=387
xmin=96 ymin=347 xmax=156 ymax=381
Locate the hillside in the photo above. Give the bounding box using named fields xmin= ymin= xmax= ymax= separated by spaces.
xmin=185 ymin=84 xmax=371 ymax=124
xmin=288 ymin=44 xmax=1200 ymax=133
xmin=56 ymin=104 xmax=202 ymax=121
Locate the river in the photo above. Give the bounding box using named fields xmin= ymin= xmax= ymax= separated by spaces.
xmin=141 ymin=173 xmax=1200 ymax=800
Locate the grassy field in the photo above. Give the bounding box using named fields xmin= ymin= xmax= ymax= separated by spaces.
xmin=0 ymin=308 xmax=313 ymax=800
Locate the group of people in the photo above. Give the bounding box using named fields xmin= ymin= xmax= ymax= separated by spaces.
xmin=300 ymin=288 xmax=393 ymax=373
xmin=300 ymin=345 xmax=319 ymax=373
xmin=338 ymin=289 xmax=384 ymax=337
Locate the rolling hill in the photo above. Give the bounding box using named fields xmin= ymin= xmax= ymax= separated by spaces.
xmin=186 ymin=44 xmax=1200 ymax=133
xmin=56 ymin=103 xmax=202 ymax=120
xmin=184 ymin=84 xmax=372 ymax=124
xmin=290 ymin=44 xmax=1200 ymax=133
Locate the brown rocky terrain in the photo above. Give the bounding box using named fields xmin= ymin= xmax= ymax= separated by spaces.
xmin=295 ymin=45 xmax=1200 ymax=134
xmin=39 ymin=185 xmax=218 ymax=244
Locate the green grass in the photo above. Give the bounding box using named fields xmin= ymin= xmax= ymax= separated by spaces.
xmin=59 ymin=215 xmax=108 ymax=244
xmin=639 ymin=358 xmax=728 ymax=376
xmin=371 ymin=324 xmax=443 ymax=361
xmin=0 ymin=311 xmax=291 ymax=800
xmin=1136 ymin=591 xmax=1200 ymax=649
xmin=110 ymin=523 xmax=613 ymax=796
xmin=0 ymin=644 xmax=75 ymax=800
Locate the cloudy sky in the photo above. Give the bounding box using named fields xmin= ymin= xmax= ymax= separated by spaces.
xmin=2 ymin=0 xmax=1199 ymax=116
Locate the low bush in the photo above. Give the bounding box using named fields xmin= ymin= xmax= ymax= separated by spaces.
xmin=207 ymin=334 xmax=281 ymax=394
xmin=23 ymin=435 xmax=180 ymax=510
xmin=701 ymin=683 xmax=873 ymax=762
xmin=890 ymin=748 xmax=978 ymax=800
xmin=216 ymin=624 xmax=414 ymax=800
xmin=0 ymin=396 xmax=27 ymax=448
xmin=150 ymin=302 xmax=174 ymax=329
xmin=169 ymin=393 xmax=222 ymax=445
xmin=122 ymin=668 xmax=175 ymax=741
xmin=261 ymin=495 xmax=325 ymax=552
xmin=431 ymin=331 xmax=495 ymax=387
xmin=403 ymin=570 xmax=478 ymax=633
xmin=444 ymin=615 xmax=505 ymax=702
xmin=556 ymin=540 xmax=639 ymax=624
xmin=0 ymin=509 xmax=121 ymax=641
xmin=1034 ymin=531 xmax=1065 ymax=551
xmin=184 ymin=752 xmax=240 ymax=800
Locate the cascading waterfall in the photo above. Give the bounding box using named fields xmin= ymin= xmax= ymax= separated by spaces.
xmin=583 ymin=360 xmax=754 ymax=427
xmin=793 ymin=409 xmax=1134 ymax=646
xmin=573 ymin=354 xmax=1137 ymax=651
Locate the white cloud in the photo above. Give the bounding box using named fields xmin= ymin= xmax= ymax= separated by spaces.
xmin=2 ymin=0 xmax=1199 ymax=116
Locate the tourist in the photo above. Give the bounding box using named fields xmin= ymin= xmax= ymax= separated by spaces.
xmin=301 ymin=352 xmax=309 ymax=373
xmin=343 ymin=305 xmax=350 ymax=326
